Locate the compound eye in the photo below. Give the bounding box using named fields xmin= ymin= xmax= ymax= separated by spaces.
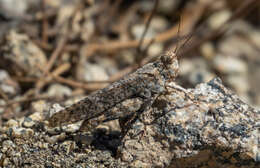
xmin=160 ymin=52 xmax=175 ymax=66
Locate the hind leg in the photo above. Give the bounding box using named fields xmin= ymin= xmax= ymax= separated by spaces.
xmin=79 ymin=98 xmax=143 ymax=132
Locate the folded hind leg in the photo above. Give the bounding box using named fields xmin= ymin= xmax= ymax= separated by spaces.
xmin=79 ymin=98 xmax=143 ymax=132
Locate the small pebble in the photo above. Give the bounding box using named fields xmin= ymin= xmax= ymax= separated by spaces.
xmin=2 ymin=30 xmax=47 ymax=77
xmin=22 ymin=117 xmax=35 ymax=128
xmin=208 ymin=9 xmax=231 ymax=29
xmin=2 ymin=140 xmax=15 ymax=152
xmin=59 ymin=141 xmax=76 ymax=154
xmin=82 ymin=62 xmax=109 ymax=82
xmin=0 ymin=69 xmax=20 ymax=97
xmin=63 ymin=123 xmax=81 ymax=134
xmin=218 ymin=34 xmax=257 ymax=58
xmin=158 ymin=0 xmax=180 ymax=15
xmin=147 ymin=43 xmax=164 ymax=58
xmin=30 ymin=100 xmax=47 ymax=115
xmin=131 ymin=24 xmax=155 ymax=40
xmin=0 ymin=99 xmax=5 ymax=114
xmin=0 ymin=0 xmax=29 ymax=19
xmin=47 ymin=83 xmax=72 ymax=98
xmin=36 ymin=141 xmax=49 ymax=149
xmin=45 ymin=132 xmax=66 ymax=144
xmin=200 ymin=42 xmax=215 ymax=60
xmin=213 ymin=55 xmax=248 ymax=74
xmin=3 ymin=158 xmax=11 ymax=166
xmin=11 ymin=127 xmax=34 ymax=138
xmin=5 ymin=119 xmax=19 ymax=127
xmin=226 ymin=75 xmax=249 ymax=94
xmin=46 ymin=127 xmax=62 ymax=135
xmin=150 ymin=16 xmax=169 ymax=32
xmin=29 ymin=112 xmax=44 ymax=122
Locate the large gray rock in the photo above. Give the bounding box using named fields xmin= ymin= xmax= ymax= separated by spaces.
xmin=120 ymin=78 xmax=259 ymax=167
xmin=0 ymin=78 xmax=259 ymax=168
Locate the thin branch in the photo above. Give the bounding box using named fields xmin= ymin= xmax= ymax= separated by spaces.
xmin=81 ymin=0 xmax=208 ymax=58
xmin=178 ymin=0 xmax=259 ymax=57
xmin=41 ymin=0 xmax=48 ymax=44
xmin=136 ymin=0 xmax=159 ymax=63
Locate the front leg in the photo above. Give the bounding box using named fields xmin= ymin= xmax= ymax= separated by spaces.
xmin=119 ymin=95 xmax=158 ymax=135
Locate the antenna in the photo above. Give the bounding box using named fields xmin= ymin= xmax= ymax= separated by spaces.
xmin=176 ymin=31 xmax=193 ymax=56
xmin=174 ymin=14 xmax=181 ymax=54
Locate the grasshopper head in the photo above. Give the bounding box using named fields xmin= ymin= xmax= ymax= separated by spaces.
xmin=159 ymin=51 xmax=179 ymax=82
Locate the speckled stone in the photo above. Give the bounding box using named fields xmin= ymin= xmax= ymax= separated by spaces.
xmin=47 ymin=84 xmax=72 ymax=98
xmin=0 ymin=30 xmax=47 ymax=77
xmin=120 ymin=78 xmax=260 ymax=167
xmin=0 ymin=78 xmax=258 ymax=168
xmin=22 ymin=117 xmax=35 ymax=128
xmin=10 ymin=127 xmax=34 ymax=138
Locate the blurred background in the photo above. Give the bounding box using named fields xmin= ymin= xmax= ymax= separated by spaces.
xmin=0 ymin=0 xmax=259 ymax=125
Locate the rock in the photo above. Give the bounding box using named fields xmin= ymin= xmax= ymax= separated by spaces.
xmin=137 ymin=0 xmax=154 ymax=12
xmin=218 ymin=34 xmax=259 ymax=58
xmin=30 ymin=100 xmax=47 ymax=115
xmin=2 ymin=158 xmax=11 ymax=167
xmin=117 ymin=50 xmax=136 ymax=66
xmin=63 ymin=122 xmax=82 ymax=134
xmin=56 ymin=2 xmax=76 ymax=25
xmin=46 ymin=0 xmax=64 ymax=8
xmin=0 ymin=69 xmax=20 ymax=97
xmin=0 ymin=78 xmax=259 ymax=167
xmin=248 ymin=30 xmax=260 ymax=49
xmin=9 ymin=127 xmax=34 ymax=138
xmin=147 ymin=43 xmax=164 ymax=58
xmin=132 ymin=16 xmax=169 ymax=40
xmin=45 ymin=133 xmax=66 ymax=144
xmin=150 ymin=16 xmax=169 ymax=33
xmin=157 ymin=0 xmax=181 ymax=15
xmin=58 ymin=141 xmax=76 ymax=154
xmin=22 ymin=117 xmax=35 ymax=128
xmin=208 ymin=9 xmax=231 ymax=29
xmin=46 ymin=127 xmax=62 ymax=135
xmin=81 ymin=19 xmax=95 ymax=42
xmin=82 ymin=62 xmax=109 ymax=82
xmin=0 ymin=0 xmax=34 ymax=19
xmin=94 ymin=57 xmax=118 ymax=76
xmin=0 ymin=99 xmax=5 ymax=114
xmin=131 ymin=24 xmax=155 ymax=40
xmin=47 ymin=83 xmax=72 ymax=98
xmin=29 ymin=112 xmax=44 ymax=122
xmin=35 ymin=141 xmax=49 ymax=149
xmin=226 ymin=20 xmax=254 ymax=36
xmin=213 ymin=54 xmax=248 ymax=74
xmin=120 ymin=78 xmax=260 ymax=167
xmin=0 ymin=30 xmax=47 ymax=77
xmin=1 ymin=140 xmax=15 ymax=153
xmin=5 ymin=119 xmax=19 ymax=127
xmin=200 ymin=42 xmax=215 ymax=60
xmin=226 ymin=75 xmax=249 ymax=94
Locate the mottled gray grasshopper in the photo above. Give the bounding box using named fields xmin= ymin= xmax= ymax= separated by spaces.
xmin=47 ymin=51 xmax=179 ymax=132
